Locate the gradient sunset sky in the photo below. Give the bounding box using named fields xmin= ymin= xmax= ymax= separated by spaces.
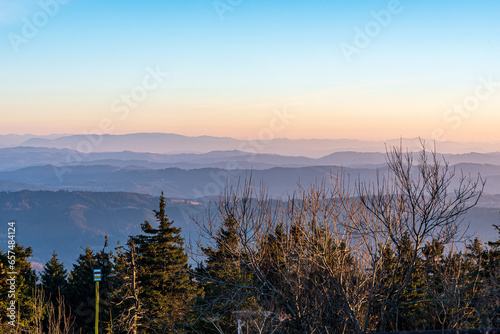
xmin=1 ymin=0 xmax=499 ymax=142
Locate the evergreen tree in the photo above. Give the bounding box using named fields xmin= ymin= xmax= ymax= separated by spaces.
xmin=481 ymin=225 xmax=500 ymax=327
xmin=197 ymin=213 xmax=255 ymax=333
xmin=131 ymin=192 xmax=200 ymax=332
xmin=487 ymin=225 xmax=500 ymax=273
xmin=0 ymin=243 xmax=37 ymax=329
xmin=371 ymin=232 xmax=421 ymax=332
xmin=40 ymin=251 xmax=68 ymax=305
xmin=66 ymin=238 xmax=115 ymax=333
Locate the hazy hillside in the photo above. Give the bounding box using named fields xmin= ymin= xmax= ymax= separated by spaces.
xmin=22 ymin=133 xmax=244 ymax=155
xmin=0 ymin=190 xmax=498 ymax=270
xmin=0 ymin=147 xmax=317 ymax=171
xmin=1 ymin=163 xmax=500 ymax=198
xmin=0 ymin=191 xmax=202 ymax=268
xmin=3 ymin=146 xmax=500 ymax=173
xmin=0 ymin=134 xmax=67 ymax=148
xmin=0 ymin=165 xmax=382 ymax=197
xmin=14 ymin=133 xmax=500 ymax=157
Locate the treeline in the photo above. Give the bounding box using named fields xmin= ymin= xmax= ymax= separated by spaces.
xmin=1 ymin=145 xmax=499 ymax=333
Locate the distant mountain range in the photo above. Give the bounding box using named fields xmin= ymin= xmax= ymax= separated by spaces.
xmin=0 ymin=146 xmax=386 ymax=171
xmin=1 ymin=133 xmax=499 ymax=157
xmin=0 ymin=134 xmax=69 ymax=148
xmin=2 ymin=146 xmax=500 ymax=172
xmin=0 ymin=163 xmax=499 ymax=198
xmin=1 ymin=133 xmax=499 ymax=269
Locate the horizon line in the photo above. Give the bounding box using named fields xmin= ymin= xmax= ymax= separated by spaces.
xmin=1 ymin=132 xmax=500 ymax=144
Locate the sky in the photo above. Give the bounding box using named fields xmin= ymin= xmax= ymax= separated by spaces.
xmin=0 ymin=0 xmax=499 ymax=142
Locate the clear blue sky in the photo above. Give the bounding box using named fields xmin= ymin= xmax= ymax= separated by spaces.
xmin=1 ymin=0 xmax=499 ymax=141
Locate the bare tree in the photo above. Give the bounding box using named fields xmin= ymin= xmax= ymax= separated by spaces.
xmin=112 ymin=241 xmax=145 ymax=334
xmin=194 ymin=142 xmax=485 ymax=333
xmin=195 ymin=180 xmax=369 ymax=333
xmin=0 ymin=286 xmax=75 ymax=334
xmin=338 ymin=141 xmax=485 ymax=332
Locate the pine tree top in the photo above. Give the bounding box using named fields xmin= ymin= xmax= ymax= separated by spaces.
xmin=41 ymin=251 xmax=67 ymax=282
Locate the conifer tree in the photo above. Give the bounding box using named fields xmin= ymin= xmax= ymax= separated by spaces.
xmin=66 ymin=238 xmax=115 ymax=333
xmin=0 ymin=243 xmax=37 ymax=329
xmin=197 ymin=213 xmax=254 ymax=333
xmin=487 ymin=225 xmax=500 ymax=273
xmin=131 ymin=192 xmax=200 ymax=332
xmin=40 ymin=251 xmax=68 ymax=306
xmin=480 ymin=225 xmax=500 ymax=327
